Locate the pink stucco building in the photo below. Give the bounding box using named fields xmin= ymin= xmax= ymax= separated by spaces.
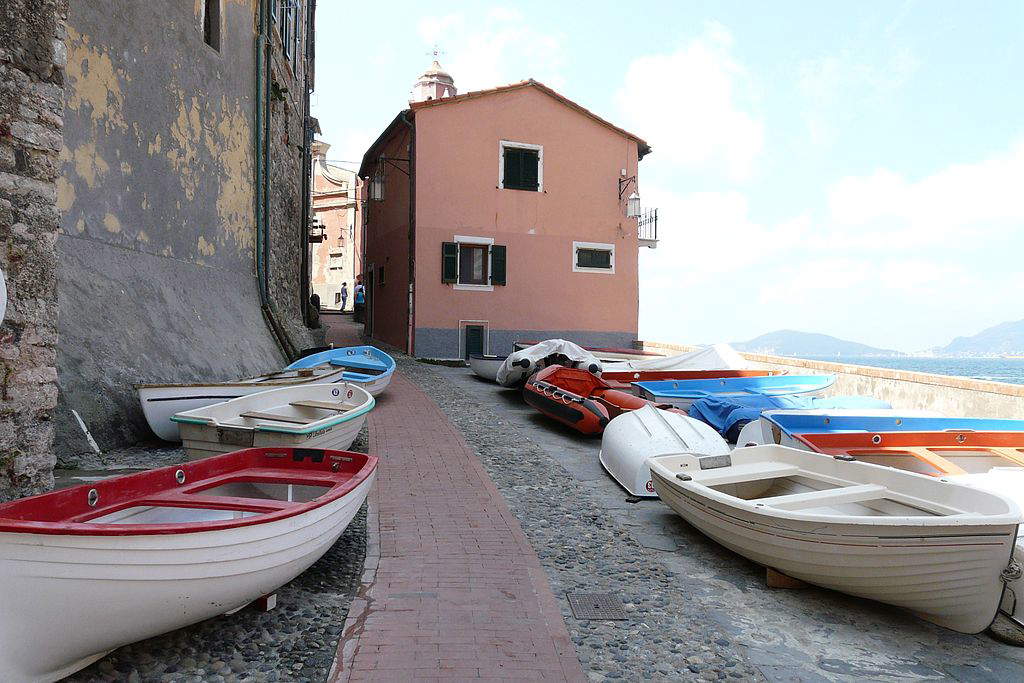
xmin=358 ymin=62 xmax=654 ymax=359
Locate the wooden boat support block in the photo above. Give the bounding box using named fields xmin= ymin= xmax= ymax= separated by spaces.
xmin=753 ymin=484 xmax=887 ymax=511
xmin=256 ymin=593 xmax=277 ymax=611
xmin=766 ymin=567 xmax=807 ymax=590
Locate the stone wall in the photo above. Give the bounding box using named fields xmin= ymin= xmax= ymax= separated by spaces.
xmin=641 ymin=341 xmax=1024 ymax=419
xmin=0 ymin=0 xmax=67 ymax=499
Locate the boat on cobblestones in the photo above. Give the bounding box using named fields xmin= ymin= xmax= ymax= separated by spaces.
xmin=601 ymin=404 xmax=729 ymax=496
xmin=634 ymin=374 xmax=836 ymax=411
xmin=283 ymin=345 xmax=395 ymax=396
xmin=136 ymin=366 xmax=349 ymax=442
xmin=0 ymin=446 xmax=377 ymax=682
xmin=172 ymin=384 xmax=374 ymax=460
xmin=497 ymin=339 xmax=602 ymax=387
xmin=650 ymin=444 xmax=1022 ymax=634
xmin=523 ymin=365 xmax=683 ymax=436
xmin=468 ymin=353 xmax=508 ymax=382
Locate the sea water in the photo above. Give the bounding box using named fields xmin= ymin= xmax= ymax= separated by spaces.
xmin=804 ymin=356 xmax=1024 ymax=386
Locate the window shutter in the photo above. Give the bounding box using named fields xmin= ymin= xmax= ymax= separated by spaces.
xmin=490 ymin=245 xmax=506 ymax=286
xmin=503 ymin=148 xmax=521 ymax=188
xmin=442 ymin=242 xmax=458 ymax=283
xmin=521 ymin=150 xmax=539 ymax=190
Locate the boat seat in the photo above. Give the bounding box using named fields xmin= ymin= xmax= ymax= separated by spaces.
xmin=238 ymin=410 xmax=308 ymax=424
xmin=289 ymin=400 xmax=347 ymax=411
xmin=328 ymin=357 xmax=387 ymax=372
xmin=697 ymin=463 xmax=801 ymax=487
xmin=752 ymin=484 xmax=887 ymax=510
xmin=141 ymin=492 xmax=298 ymax=514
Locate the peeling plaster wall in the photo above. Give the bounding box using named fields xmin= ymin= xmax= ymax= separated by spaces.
xmin=55 ymin=0 xmax=316 ymax=456
xmin=0 ymin=0 xmax=67 ymax=500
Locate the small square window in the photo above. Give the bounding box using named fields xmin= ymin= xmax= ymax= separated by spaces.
xmin=458 ymin=244 xmax=489 ymax=285
xmin=573 ymin=242 xmax=615 ymax=273
xmin=499 ymin=141 xmax=542 ymax=192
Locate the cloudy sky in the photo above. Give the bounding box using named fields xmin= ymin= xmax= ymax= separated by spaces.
xmin=313 ymin=0 xmax=1023 ymax=353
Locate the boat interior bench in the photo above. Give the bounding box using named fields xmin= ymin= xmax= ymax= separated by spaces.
xmin=236 ymin=401 xmax=351 ymax=424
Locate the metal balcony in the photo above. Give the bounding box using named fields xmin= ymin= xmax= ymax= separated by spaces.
xmin=637 ymin=208 xmax=658 ymax=248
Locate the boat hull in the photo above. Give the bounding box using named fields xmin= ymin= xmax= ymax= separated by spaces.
xmin=179 ymin=413 xmax=367 ymax=460
xmin=0 ymin=473 xmax=373 ymax=681
xmin=600 ymin=405 xmax=729 ymax=497
xmin=651 ymin=469 xmax=1016 ymax=634
xmin=136 ymin=367 xmax=349 ymax=442
xmin=468 ymin=354 xmax=507 ymax=382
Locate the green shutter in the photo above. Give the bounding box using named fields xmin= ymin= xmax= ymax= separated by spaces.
xmin=442 ymin=242 xmax=458 ymax=283
xmin=521 ymin=150 xmax=539 ymax=190
xmin=503 ymin=148 xmax=521 ymax=189
xmin=491 ymin=245 xmax=506 ymax=286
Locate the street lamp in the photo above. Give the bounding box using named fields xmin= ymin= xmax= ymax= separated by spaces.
xmin=626 ymin=191 xmax=641 ymax=218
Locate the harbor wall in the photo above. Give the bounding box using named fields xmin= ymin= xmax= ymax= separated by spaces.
xmin=639 ymin=341 xmax=1024 ymax=419
xmin=52 ymin=1 xmax=321 ymax=460
xmin=0 ymin=0 xmax=67 ymax=499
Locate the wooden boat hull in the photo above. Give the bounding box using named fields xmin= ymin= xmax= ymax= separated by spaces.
xmin=0 ymin=448 xmax=376 ymax=682
xmin=283 ymin=345 xmax=395 ymax=397
xmin=136 ymin=366 xmax=349 ymax=442
xmin=600 ymin=405 xmax=729 ymax=497
xmin=468 ymin=354 xmax=507 ymax=382
xmin=650 ymin=447 xmax=1020 ymax=633
xmin=173 ymin=384 xmax=374 ymax=460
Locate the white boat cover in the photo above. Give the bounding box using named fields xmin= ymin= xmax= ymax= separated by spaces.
xmin=601 ymin=343 xmax=748 ymax=374
xmin=495 ymin=339 xmax=602 ymax=387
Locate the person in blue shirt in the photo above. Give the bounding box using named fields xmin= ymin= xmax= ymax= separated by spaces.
xmin=353 ymin=276 xmax=365 ymax=323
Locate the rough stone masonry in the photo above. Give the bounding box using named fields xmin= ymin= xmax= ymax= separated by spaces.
xmin=0 ymin=0 xmax=67 ymax=499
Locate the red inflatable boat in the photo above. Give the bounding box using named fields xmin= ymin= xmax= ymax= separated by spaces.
xmin=522 ymin=365 xmax=682 ymax=435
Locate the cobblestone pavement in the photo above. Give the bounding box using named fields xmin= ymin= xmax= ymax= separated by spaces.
xmin=422 ymin=360 xmax=1024 ymax=682
xmin=62 ymin=430 xmax=370 ymax=683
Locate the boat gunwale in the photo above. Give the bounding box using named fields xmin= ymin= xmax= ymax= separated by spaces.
xmin=133 ymin=367 xmax=349 ymax=391
xmin=170 ymin=386 xmax=375 ymax=434
xmin=647 ymin=454 xmax=1022 ymax=527
xmin=0 ymin=448 xmax=378 ymax=536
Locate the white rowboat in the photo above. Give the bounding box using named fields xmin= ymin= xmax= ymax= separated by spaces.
xmin=468 ymin=354 xmax=507 ymax=382
xmin=172 ymin=384 xmax=374 ymax=460
xmin=600 ymin=405 xmax=730 ymax=497
xmin=650 ymin=445 xmax=1021 ymax=633
xmin=136 ymin=366 xmax=350 ymax=442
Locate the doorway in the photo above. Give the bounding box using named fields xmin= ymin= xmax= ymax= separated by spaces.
xmin=464 ymin=324 xmax=485 ymax=359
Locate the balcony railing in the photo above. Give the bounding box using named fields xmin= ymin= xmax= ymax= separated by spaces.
xmin=637 ymin=208 xmax=658 ymax=248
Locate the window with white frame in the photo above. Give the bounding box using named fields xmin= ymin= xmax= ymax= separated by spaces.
xmin=442 ymin=236 xmax=507 ymax=290
xmin=573 ymin=241 xmax=615 ymax=273
xmin=328 ymin=249 xmax=344 ymax=270
xmin=498 ymin=141 xmax=542 ymax=192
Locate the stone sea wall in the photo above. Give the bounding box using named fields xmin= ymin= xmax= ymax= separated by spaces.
xmin=640 ymin=341 xmax=1024 ymax=418
xmin=0 ymin=0 xmax=67 ymax=498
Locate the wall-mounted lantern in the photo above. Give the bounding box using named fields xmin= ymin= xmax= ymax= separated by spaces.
xmin=618 ymin=173 xmax=640 ymax=218
xmin=369 ymin=173 xmax=384 ymax=201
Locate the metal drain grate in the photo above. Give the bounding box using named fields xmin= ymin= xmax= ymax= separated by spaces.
xmin=567 ymin=592 xmax=627 ymax=620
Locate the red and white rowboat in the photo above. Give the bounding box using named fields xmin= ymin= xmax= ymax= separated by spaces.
xmin=0 ymin=447 xmax=377 ymax=682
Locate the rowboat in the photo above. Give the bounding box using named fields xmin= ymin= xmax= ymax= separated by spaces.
xmin=634 ymin=374 xmax=836 ymax=411
xmin=688 ymin=395 xmax=891 ymax=442
xmin=649 ymin=444 xmax=1021 ymax=633
xmin=513 ymin=340 xmax=663 ymax=362
xmin=600 ymin=404 xmax=729 ymax=496
xmin=522 ymin=366 xmax=677 ymax=436
xmin=601 ymin=343 xmax=748 ymax=373
xmin=789 ymin=430 xmax=1024 ymax=629
xmin=601 ymin=369 xmax=783 ymax=393
xmin=172 ymin=384 xmax=374 ymax=460
xmin=497 ymin=339 xmax=601 ymax=387
xmin=468 ymin=353 xmax=507 ymax=382
xmin=283 ymin=345 xmax=395 ymax=396
xmin=0 ymin=446 xmax=376 ymax=682
xmin=136 ymin=366 xmax=349 ymax=442
xmin=736 ymin=412 xmax=1010 ymax=450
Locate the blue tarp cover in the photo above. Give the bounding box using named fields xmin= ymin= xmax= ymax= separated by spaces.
xmin=689 ymin=395 xmax=891 ymax=437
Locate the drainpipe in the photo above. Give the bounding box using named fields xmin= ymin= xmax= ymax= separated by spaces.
xmin=400 ymin=110 xmax=415 ymax=356
xmin=255 ymin=0 xmax=298 ymax=359
xmin=298 ymin=0 xmax=315 ymax=327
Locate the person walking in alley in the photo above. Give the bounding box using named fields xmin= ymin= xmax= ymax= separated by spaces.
xmin=353 ymin=277 xmax=365 ymax=323
xmin=340 ymin=282 xmax=349 ymax=312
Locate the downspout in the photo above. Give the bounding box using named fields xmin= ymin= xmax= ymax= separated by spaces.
xmin=298 ymin=0 xmax=315 ymax=327
xmin=400 ymin=111 xmax=415 ymax=356
xmin=255 ymin=0 xmax=298 ymax=359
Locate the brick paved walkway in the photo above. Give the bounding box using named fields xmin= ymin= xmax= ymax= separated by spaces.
xmin=324 ymin=318 xmax=584 ymax=681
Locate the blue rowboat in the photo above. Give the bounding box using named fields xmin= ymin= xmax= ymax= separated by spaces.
xmin=633 ymin=374 xmax=835 ymax=410
xmin=767 ymin=413 xmax=1024 ymax=437
xmin=284 ymin=345 xmax=395 ymax=396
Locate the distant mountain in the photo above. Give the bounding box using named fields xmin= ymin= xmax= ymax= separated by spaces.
xmin=936 ymin=319 xmax=1024 ymax=356
xmin=733 ymin=330 xmax=901 ymax=357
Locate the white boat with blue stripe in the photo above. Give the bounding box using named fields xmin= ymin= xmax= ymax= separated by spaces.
xmin=172 ymin=383 xmax=374 ymax=460
xmin=285 ymin=345 xmax=395 ymax=397
xmin=634 ymin=374 xmax=836 ymax=411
